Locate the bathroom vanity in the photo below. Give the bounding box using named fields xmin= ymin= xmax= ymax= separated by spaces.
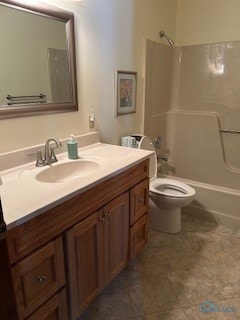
xmin=0 ymin=135 xmax=151 ymax=320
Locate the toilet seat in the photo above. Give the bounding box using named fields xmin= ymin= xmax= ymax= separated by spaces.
xmin=150 ymin=178 xmax=195 ymax=198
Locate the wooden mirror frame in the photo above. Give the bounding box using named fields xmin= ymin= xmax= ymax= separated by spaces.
xmin=0 ymin=0 xmax=78 ymax=119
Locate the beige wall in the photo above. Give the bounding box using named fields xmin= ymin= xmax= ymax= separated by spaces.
xmin=0 ymin=0 xmax=177 ymax=153
xmin=176 ymin=0 xmax=240 ymax=46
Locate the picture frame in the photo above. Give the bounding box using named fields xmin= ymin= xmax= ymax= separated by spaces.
xmin=115 ymin=70 xmax=137 ymax=115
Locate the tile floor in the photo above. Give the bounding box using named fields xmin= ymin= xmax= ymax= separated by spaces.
xmin=79 ymin=215 xmax=240 ymax=320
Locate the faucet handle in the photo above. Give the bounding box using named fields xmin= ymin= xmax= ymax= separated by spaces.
xmin=36 ymin=150 xmax=45 ymax=167
xmin=50 ymin=147 xmax=58 ymax=163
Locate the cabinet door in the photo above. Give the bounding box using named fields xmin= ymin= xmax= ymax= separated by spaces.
xmin=12 ymin=237 xmax=65 ymax=320
xmin=130 ymin=214 xmax=148 ymax=259
xmin=103 ymin=192 xmax=129 ymax=283
xmin=65 ymin=210 xmax=104 ymax=320
xmin=26 ymin=290 xmax=68 ymax=320
xmin=0 ymin=227 xmax=18 ymax=320
xmin=130 ymin=179 xmax=149 ymax=225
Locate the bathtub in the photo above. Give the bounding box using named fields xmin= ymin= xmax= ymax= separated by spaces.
xmin=168 ymin=175 xmax=240 ymax=230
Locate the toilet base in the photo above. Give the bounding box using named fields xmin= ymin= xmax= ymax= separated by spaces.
xmin=149 ymin=198 xmax=181 ymax=233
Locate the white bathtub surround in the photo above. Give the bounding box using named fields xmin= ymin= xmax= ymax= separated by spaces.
xmin=144 ymin=40 xmax=240 ymax=229
xmin=167 ymin=111 xmax=240 ymax=190
xmin=0 ymin=132 xmax=152 ymax=230
xmin=165 ymin=111 xmax=240 ymax=229
xmin=170 ymin=175 xmax=240 ymax=230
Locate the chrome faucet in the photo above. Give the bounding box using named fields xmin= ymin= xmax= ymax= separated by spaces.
xmin=36 ymin=138 xmax=62 ymax=167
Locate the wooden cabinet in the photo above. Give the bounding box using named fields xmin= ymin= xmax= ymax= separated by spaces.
xmin=130 ymin=214 xmax=148 ymax=258
xmin=66 ymin=192 xmax=129 ymax=319
xmin=103 ymin=192 xmax=129 ymax=283
xmin=2 ymin=159 xmax=149 ymax=320
xmin=66 ymin=210 xmax=104 ymax=319
xmin=129 ymin=178 xmax=149 ymax=259
xmin=130 ymin=178 xmax=149 ymax=225
xmin=12 ymin=238 xmax=65 ymax=320
xmin=26 ymin=290 xmax=68 ymax=320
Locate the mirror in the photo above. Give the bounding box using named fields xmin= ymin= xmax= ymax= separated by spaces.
xmin=0 ymin=0 xmax=78 ymax=119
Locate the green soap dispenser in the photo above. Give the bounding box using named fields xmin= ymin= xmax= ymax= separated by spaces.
xmin=67 ymin=134 xmax=78 ymax=159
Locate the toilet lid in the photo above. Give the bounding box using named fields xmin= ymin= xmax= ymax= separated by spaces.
xmin=138 ymin=136 xmax=157 ymax=179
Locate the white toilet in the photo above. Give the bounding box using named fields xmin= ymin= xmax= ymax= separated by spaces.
xmin=138 ymin=135 xmax=195 ymax=233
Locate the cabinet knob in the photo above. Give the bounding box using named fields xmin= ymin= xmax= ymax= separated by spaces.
xmin=37 ymin=275 xmax=46 ymax=284
xmin=139 ymin=198 xmax=144 ymax=204
xmin=104 ymin=212 xmax=110 ymax=218
xmin=99 ymin=216 xmax=106 ymax=222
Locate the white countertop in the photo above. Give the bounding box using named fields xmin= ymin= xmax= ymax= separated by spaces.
xmin=0 ymin=142 xmax=152 ymax=230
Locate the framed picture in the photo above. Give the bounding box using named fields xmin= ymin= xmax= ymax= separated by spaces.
xmin=115 ymin=70 xmax=137 ymax=115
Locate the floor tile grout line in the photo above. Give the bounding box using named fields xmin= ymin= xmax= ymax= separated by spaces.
xmin=163 ymin=271 xmax=184 ymax=311
xmin=124 ymin=269 xmax=187 ymax=316
xmin=163 ymin=235 xmax=227 ymax=308
xmin=124 ymin=274 xmax=140 ymax=318
xmin=200 ymin=263 xmax=230 ymax=301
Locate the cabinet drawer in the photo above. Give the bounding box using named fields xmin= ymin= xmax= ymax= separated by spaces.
xmin=12 ymin=237 xmax=65 ymax=320
xmin=130 ymin=178 xmax=149 ymax=225
xmin=26 ymin=289 xmax=68 ymax=320
xmin=130 ymin=214 xmax=148 ymax=259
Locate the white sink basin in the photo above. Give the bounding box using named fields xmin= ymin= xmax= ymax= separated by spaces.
xmin=36 ymin=159 xmax=101 ymax=183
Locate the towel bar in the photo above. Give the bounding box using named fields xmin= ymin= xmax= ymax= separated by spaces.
xmin=219 ymin=129 xmax=240 ymax=134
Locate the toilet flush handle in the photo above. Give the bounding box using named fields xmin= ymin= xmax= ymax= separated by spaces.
xmin=154 ymin=136 xmax=163 ymax=149
xmin=157 ymin=155 xmax=168 ymax=161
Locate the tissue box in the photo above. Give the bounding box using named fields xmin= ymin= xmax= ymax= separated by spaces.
xmin=120 ymin=136 xmax=137 ymax=148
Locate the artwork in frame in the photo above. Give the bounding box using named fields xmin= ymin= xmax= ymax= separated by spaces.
xmin=115 ymin=70 xmax=137 ymax=115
